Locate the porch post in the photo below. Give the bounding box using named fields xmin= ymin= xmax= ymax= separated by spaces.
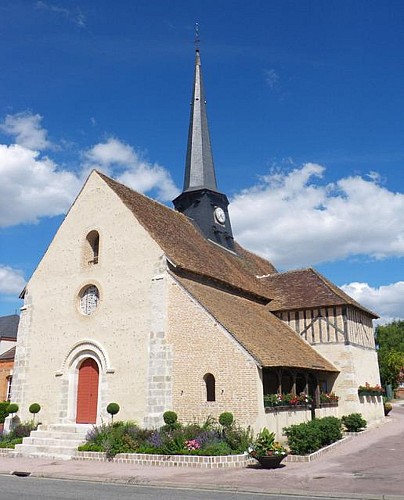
xmin=292 ymin=372 xmax=297 ymax=396
xmin=315 ymin=378 xmax=320 ymax=408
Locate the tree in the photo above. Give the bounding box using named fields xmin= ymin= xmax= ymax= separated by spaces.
xmin=375 ymin=321 xmax=404 ymax=390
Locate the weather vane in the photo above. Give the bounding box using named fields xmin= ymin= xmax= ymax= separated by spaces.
xmin=195 ymin=22 xmax=200 ymax=50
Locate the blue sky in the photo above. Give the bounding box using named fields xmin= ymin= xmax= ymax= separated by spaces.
xmin=0 ymin=0 xmax=403 ymax=322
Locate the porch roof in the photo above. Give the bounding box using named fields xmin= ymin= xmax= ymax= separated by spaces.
xmin=174 ymin=274 xmax=338 ymax=373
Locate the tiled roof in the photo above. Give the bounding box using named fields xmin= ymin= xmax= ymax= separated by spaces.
xmin=174 ymin=274 xmax=338 ymax=372
xmin=0 ymin=346 xmax=16 ymax=361
xmin=264 ymin=268 xmax=378 ymax=317
xmin=0 ymin=314 xmax=19 ymax=340
xmin=98 ymin=172 xmax=277 ymax=300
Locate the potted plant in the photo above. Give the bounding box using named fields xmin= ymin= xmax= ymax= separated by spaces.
xmin=383 ymin=398 xmax=392 ymax=416
xmin=264 ymin=393 xmax=312 ymax=410
xmin=320 ymin=392 xmax=339 ymax=405
xmin=249 ymin=427 xmax=287 ymax=468
xmin=358 ymin=383 xmax=384 ymax=397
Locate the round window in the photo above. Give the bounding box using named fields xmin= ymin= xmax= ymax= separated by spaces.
xmin=79 ymin=285 xmax=99 ymax=315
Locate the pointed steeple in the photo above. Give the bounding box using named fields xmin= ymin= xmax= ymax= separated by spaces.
xmin=183 ymin=49 xmax=218 ymax=193
xmin=173 ymin=48 xmax=235 ymax=252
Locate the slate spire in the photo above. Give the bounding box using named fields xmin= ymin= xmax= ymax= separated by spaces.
xmin=183 ymin=49 xmax=218 ymax=193
xmin=173 ymin=48 xmax=235 ymax=252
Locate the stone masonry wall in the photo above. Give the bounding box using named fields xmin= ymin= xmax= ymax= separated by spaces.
xmin=167 ymin=277 xmax=263 ymax=429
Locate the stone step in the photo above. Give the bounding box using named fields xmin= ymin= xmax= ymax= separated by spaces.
xmin=14 ymin=443 xmax=81 ymax=457
xmin=31 ymin=430 xmax=90 ymax=440
xmin=38 ymin=424 xmax=92 ymax=434
xmin=13 ymin=423 xmax=93 ymax=460
xmin=22 ymin=437 xmax=86 ymax=447
xmin=11 ymin=450 xmax=77 ymax=461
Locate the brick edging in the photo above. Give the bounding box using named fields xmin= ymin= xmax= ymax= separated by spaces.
xmin=73 ymin=451 xmax=256 ymax=468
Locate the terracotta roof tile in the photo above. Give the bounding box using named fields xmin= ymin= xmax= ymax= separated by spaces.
xmin=175 ymin=274 xmax=338 ymax=372
xmin=98 ymin=172 xmax=277 ymax=300
xmin=264 ymin=268 xmax=378 ymax=318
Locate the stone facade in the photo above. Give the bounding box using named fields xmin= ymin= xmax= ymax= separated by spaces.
xmin=10 ymin=173 xmax=165 ymax=425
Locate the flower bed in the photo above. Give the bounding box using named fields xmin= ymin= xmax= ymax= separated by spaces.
xmin=264 ymin=392 xmax=312 ymax=408
xmin=78 ymin=414 xmax=253 ymax=460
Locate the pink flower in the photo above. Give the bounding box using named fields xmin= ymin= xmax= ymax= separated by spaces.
xmin=185 ymin=439 xmax=201 ymax=451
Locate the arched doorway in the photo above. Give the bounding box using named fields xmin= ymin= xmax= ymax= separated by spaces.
xmin=76 ymin=358 xmax=99 ymax=423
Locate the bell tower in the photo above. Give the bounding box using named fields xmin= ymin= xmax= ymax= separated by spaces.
xmin=173 ymin=48 xmax=235 ymax=252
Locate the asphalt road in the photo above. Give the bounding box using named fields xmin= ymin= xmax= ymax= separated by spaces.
xmin=0 ymin=475 xmax=361 ymax=500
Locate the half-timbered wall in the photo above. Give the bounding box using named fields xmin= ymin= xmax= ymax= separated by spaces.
xmin=345 ymin=308 xmax=375 ymax=348
xmin=275 ymin=306 xmax=375 ymax=349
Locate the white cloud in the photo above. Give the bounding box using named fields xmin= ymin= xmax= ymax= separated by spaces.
xmin=230 ymin=163 xmax=404 ymax=268
xmin=84 ymin=138 xmax=179 ymax=201
xmin=0 ymin=112 xmax=53 ymax=150
xmin=0 ymin=115 xmax=179 ymax=227
xmin=341 ymin=281 xmax=404 ymax=323
xmin=0 ymin=144 xmax=81 ymax=227
xmin=0 ymin=266 xmax=26 ymax=295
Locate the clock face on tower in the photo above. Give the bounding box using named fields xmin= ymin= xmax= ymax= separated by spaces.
xmin=214 ymin=206 xmax=226 ymax=225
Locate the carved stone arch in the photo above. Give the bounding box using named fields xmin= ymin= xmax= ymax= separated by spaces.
xmin=57 ymin=339 xmax=115 ymax=376
xmin=56 ymin=340 xmax=114 ymax=424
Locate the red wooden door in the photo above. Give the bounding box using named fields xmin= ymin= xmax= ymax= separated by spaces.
xmin=76 ymin=358 xmax=99 ymax=424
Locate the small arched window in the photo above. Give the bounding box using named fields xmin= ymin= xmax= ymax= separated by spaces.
xmin=204 ymin=373 xmax=216 ymax=402
xmin=86 ymin=230 xmax=99 ymax=265
xmin=79 ymin=285 xmax=99 ymax=315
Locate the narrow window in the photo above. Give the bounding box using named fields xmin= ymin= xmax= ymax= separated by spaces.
xmin=204 ymin=373 xmax=216 ymax=402
xmin=6 ymin=375 xmax=12 ymax=401
xmin=86 ymin=230 xmax=99 ymax=265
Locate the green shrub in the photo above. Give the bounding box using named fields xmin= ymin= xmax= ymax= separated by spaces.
xmin=341 ymin=413 xmax=367 ymax=432
xmin=29 ymin=403 xmax=41 ymax=421
xmin=202 ymin=441 xmax=233 ymax=456
xmin=7 ymin=403 xmax=18 ymax=414
xmin=0 ymin=438 xmax=23 ymax=448
xmin=284 ymin=416 xmax=343 ymax=455
xmin=78 ymin=443 xmax=103 ymax=452
xmin=218 ymin=412 xmax=234 ymax=428
xmin=283 ymin=421 xmax=322 ymax=455
xmin=11 ymin=422 xmax=37 ymax=438
xmin=316 ymin=417 xmax=342 ymax=446
xmin=163 ymin=411 xmax=178 ymax=427
xmin=106 ymin=403 xmax=120 ymax=422
xmin=223 ymin=425 xmax=253 ymax=453
xmin=0 ymin=401 xmax=10 ymax=424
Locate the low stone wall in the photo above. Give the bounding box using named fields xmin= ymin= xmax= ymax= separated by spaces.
xmin=285 ymin=435 xmax=353 ymax=463
xmin=264 ymin=407 xmax=311 ymax=439
xmin=315 ymin=405 xmax=339 ymax=418
xmin=74 ymin=451 xmax=255 ymax=469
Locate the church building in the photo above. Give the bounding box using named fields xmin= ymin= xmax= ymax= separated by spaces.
xmin=10 ymin=49 xmax=384 ymax=447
